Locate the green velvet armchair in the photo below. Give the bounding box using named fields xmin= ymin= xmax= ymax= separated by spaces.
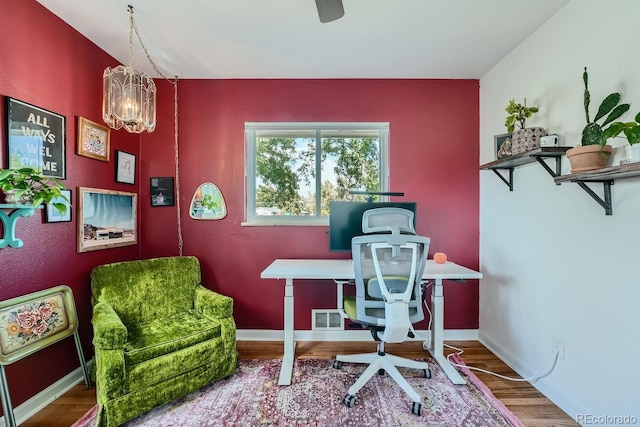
xmin=90 ymin=256 xmax=237 ymax=427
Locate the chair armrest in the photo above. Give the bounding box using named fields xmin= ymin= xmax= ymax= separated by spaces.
xmin=194 ymin=285 xmax=233 ymax=319
xmin=92 ymin=302 xmax=128 ymax=349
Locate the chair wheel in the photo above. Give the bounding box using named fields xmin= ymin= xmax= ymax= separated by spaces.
xmin=378 ymin=368 xmax=385 ymax=375
xmin=423 ymin=368 xmax=431 ymax=378
xmin=343 ymin=394 xmax=356 ymax=408
xmin=333 ymin=360 xmax=342 ymax=369
xmin=412 ymin=402 xmax=422 ymax=416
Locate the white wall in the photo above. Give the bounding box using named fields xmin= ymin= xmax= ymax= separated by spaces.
xmin=479 ymin=0 xmax=640 ymax=423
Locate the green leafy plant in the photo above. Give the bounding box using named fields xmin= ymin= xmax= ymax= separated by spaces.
xmin=201 ymin=194 xmax=219 ymax=211
xmin=505 ymin=98 xmax=539 ymax=133
xmin=620 ymin=112 xmax=640 ymax=146
xmin=0 ymin=167 xmax=69 ymax=214
xmin=581 ymin=67 xmax=630 ymax=149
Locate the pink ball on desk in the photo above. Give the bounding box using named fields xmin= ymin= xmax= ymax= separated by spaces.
xmin=434 ymin=252 xmax=447 ymax=264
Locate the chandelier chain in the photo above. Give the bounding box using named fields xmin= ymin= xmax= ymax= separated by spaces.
xmin=174 ymin=81 xmax=183 ymax=256
xmin=128 ymin=5 xmax=183 ymax=254
xmin=130 ymin=6 xmax=177 ymax=84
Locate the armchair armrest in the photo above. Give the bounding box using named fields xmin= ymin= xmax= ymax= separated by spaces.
xmin=92 ymin=302 xmax=128 ymax=349
xmin=194 ymin=285 xmax=233 ymax=319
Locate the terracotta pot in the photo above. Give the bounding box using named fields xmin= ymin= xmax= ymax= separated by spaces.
xmin=566 ymin=144 xmax=612 ymax=173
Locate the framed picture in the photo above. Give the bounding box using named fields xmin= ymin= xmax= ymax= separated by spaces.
xmin=150 ymin=177 xmax=175 ymax=206
xmin=495 ymin=133 xmax=513 ymax=159
xmin=77 ymin=117 xmax=110 ymax=161
xmin=44 ymin=189 xmax=72 ymax=223
xmin=77 ymin=187 xmax=137 ymax=253
xmin=5 ymin=97 xmax=66 ymax=179
xmin=115 ymin=150 xmax=136 ymax=184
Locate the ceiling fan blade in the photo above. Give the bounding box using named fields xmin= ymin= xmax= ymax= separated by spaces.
xmin=315 ymin=0 xmax=344 ymax=23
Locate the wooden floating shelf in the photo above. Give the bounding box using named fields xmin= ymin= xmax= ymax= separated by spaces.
xmin=479 ymin=147 xmax=571 ymax=191
xmin=554 ymin=161 xmax=640 ymax=183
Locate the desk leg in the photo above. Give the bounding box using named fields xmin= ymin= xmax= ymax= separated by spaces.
xmin=425 ymin=278 xmax=467 ymax=385
xmin=279 ymin=277 xmax=296 ymax=386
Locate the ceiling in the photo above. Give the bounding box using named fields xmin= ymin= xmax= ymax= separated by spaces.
xmin=36 ymin=0 xmax=570 ymax=80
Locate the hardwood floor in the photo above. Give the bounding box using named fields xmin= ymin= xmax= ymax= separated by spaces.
xmin=21 ymin=340 xmax=578 ymax=427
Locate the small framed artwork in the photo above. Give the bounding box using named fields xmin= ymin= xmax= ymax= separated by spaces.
xmin=495 ymin=133 xmax=513 ymax=159
xmin=44 ymin=189 xmax=72 ymax=223
xmin=115 ymin=150 xmax=136 ymax=184
xmin=150 ymin=177 xmax=175 ymax=207
xmin=77 ymin=117 xmax=110 ymax=161
xmin=5 ymin=97 xmax=66 ymax=179
xmin=77 ymin=187 xmax=137 ymax=253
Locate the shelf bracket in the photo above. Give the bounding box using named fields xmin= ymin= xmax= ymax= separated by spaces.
xmin=534 ymin=156 xmax=563 ymax=184
xmin=575 ymin=180 xmax=613 ymax=216
xmin=491 ymin=168 xmax=514 ymax=191
xmin=0 ymin=206 xmax=38 ymax=248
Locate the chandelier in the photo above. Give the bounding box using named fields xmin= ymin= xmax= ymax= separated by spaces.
xmin=102 ymin=5 xmax=157 ymax=133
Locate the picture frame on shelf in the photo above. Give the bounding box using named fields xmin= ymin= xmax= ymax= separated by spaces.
xmin=77 ymin=187 xmax=137 ymax=253
xmin=44 ymin=189 xmax=72 ymax=223
xmin=5 ymin=97 xmax=66 ymax=179
xmin=115 ymin=150 xmax=136 ymax=184
xmin=77 ymin=117 xmax=110 ymax=162
xmin=495 ymin=133 xmax=513 ymax=159
xmin=150 ymin=177 xmax=175 ymax=207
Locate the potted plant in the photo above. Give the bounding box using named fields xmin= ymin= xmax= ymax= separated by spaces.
xmin=620 ymin=112 xmax=640 ymax=163
xmin=566 ymin=67 xmax=630 ymax=173
xmin=504 ymin=98 xmax=546 ymax=154
xmin=0 ymin=167 xmax=69 ymax=214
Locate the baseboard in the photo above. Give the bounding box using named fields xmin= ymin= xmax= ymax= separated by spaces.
xmin=0 ymin=360 xmax=92 ymax=426
xmin=237 ymin=328 xmax=478 ymax=342
xmin=478 ymin=331 xmax=587 ymax=422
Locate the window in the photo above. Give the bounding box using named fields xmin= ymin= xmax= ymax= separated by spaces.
xmin=244 ymin=122 xmax=389 ymax=225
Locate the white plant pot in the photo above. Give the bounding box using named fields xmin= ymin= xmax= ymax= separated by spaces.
xmin=624 ymin=145 xmax=640 ymax=163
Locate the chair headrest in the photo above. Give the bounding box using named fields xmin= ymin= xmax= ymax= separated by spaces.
xmin=362 ymin=207 xmax=416 ymax=235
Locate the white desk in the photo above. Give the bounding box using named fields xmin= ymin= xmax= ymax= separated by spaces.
xmin=260 ymin=258 xmax=482 ymax=386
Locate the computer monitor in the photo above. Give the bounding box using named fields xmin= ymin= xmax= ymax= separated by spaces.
xmin=328 ymin=201 xmax=417 ymax=252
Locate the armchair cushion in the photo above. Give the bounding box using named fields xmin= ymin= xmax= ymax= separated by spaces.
xmin=125 ymin=309 xmax=220 ymax=365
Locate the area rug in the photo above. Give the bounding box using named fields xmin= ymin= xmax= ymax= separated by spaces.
xmin=73 ymin=354 xmax=524 ymax=427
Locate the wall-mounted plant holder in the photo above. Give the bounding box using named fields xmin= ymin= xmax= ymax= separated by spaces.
xmin=0 ymin=204 xmax=43 ymax=248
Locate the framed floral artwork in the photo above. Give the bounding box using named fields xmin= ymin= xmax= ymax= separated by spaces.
xmin=77 ymin=117 xmax=110 ymax=161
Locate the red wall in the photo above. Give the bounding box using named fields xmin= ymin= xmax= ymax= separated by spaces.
xmin=0 ymin=0 xmax=145 ymax=410
xmin=1 ymin=0 xmax=480 ymax=412
xmin=141 ymin=79 xmax=480 ymax=331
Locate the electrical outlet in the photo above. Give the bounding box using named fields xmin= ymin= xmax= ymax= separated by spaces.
xmin=552 ymin=335 xmax=565 ymax=360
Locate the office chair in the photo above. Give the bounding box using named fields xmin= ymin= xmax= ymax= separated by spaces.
xmin=333 ymin=207 xmax=431 ymax=416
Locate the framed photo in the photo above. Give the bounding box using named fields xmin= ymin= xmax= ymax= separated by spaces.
xmin=44 ymin=189 xmax=72 ymax=223
xmin=150 ymin=177 xmax=175 ymax=207
xmin=77 ymin=187 xmax=137 ymax=253
xmin=115 ymin=150 xmax=136 ymax=184
xmin=5 ymin=97 xmax=66 ymax=179
xmin=495 ymin=133 xmax=513 ymax=159
xmin=77 ymin=117 xmax=110 ymax=161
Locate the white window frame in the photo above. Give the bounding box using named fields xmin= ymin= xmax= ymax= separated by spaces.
xmin=244 ymin=122 xmax=390 ymax=226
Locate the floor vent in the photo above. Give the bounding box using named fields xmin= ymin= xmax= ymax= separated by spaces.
xmin=312 ymin=310 xmax=343 ymax=330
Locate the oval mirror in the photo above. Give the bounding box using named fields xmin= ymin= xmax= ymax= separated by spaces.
xmin=190 ymin=182 xmax=227 ymax=220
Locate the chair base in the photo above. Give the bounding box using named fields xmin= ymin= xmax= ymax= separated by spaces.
xmin=335 ymin=344 xmax=428 ymax=404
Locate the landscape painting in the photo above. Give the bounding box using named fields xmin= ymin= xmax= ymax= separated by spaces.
xmin=77 ymin=187 xmax=137 ymax=252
